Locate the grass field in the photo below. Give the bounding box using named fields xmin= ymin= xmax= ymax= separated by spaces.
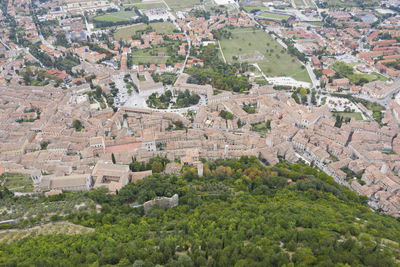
xmin=93 ymin=11 xmax=137 ymax=23
xmin=130 ymin=2 xmax=167 ymax=9
xmin=114 ymin=22 xmax=176 ymax=40
xmin=334 ymin=61 xmax=390 ymax=85
xmin=131 ymin=49 xmax=170 ymax=64
xmin=325 ymin=0 xmax=378 ymax=7
xmin=304 ymin=0 xmax=315 ymax=7
xmin=165 ymin=0 xmax=201 ymax=10
xmin=332 ymin=112 xmax=363 ymax=121
xmin=352 ymin=71 xmax=388 ymax=83
xmin=121 ymin=0 xmax=142 ymax=5
xmin=251 ymin=122 xmax=270 ymax=134
xmin=306 ymin=21 xmax=324 ymax=26
xmin=130 ymin=40 xmax=182 ymax=64
xmin=242 ymin=5 xmax=270 ymax=13
xmin=260 ymin=12 xmax=290 ymax=20
xmin=294 ymin=0 xmax=305 ymax=7
xmin=370 ymin=72 xmax=390 ymax=81
xmin=219 ymin=28 xmax=310 ymax=82
xmin=132 ymin=55 xmax=169 ymax=65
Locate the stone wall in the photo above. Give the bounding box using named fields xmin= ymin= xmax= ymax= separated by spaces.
xmin=143 ymin=194 xmax=179 ymax=214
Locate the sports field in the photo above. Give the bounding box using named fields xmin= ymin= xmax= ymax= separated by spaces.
xmin=219 ymin=28 xmax=310 ymax=82
xmin=93 ymin=11 xmax=137 ymax=23
xmin=114 ymin=22 xmax=176 ymax=40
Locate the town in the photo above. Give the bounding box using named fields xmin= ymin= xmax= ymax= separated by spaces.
xmin=1 ymin=0 xmax=400 ymax=220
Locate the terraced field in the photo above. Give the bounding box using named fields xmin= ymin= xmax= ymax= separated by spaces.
xmin=0 ymin=222 xmax=94 ymax=243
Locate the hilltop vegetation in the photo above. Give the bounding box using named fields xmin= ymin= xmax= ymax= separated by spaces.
xmin=0 ymin=157 xmax=400 ymax=266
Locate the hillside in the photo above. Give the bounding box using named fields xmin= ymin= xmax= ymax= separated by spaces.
xmin=0 ymin=157 xmax=399 ymax=266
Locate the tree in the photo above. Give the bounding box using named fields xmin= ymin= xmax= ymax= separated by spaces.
xmin=176 ymin=254 xmax=194 ymax=267
xmin=132 ymin=260 xmax=145 ymax=267
xmin=151 ymin=161 xmax=163 ymax=173
xmin=112 ymin=153 xmax=116 ymax=164
xmin=95 ymin=86 xmax=103 ymax=98
xmin=334 ymin=115 xmax=343 ymax=128
xmin=219 ymin=110 xmax=233 ymax=120
xmin=73 ymin=119 xmax=83 ymax=131
xmin=266 ymin=120 xmax=271 ymax=130
xmin=292 ymin=248 xmax=316 ymax=265
xmin=0 ymin=158 xmax=399 ymax=266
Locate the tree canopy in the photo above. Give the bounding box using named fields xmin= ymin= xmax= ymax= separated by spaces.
xmin=0 ymin=157 xmax=400 ymax=266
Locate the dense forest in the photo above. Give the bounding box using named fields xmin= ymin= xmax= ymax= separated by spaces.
xmin=0 ymin=157 xmax=400 ymax=266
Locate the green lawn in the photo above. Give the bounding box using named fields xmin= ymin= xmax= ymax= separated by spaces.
xmin=371 ymin=72 xmax=390 ymax=81
xmin=129 ymin=39 xmax=185 ymax=65
xmin=294 ymin=0 xmax=305 ymax=7
xmin=138 ymin=75 xmax=147 ymax=81
xmin=114 ymin=22 xmax=176 ymax=40
xmin=349 ymin=72 xmax=389 ymax=83
xmin=165 ymin=0 xmax=201 ymax=10
xmin=219 ymin=28 xmax=310 ymax=82
xmin=254 ymin=77 xmax=270 ymax=85
xmin=130 ymin=41 xmax=183 ymax=65
xmin=121 ymin=0 xmax=142 ymax=5
xmin=305 ymin=0 xmax=315 ymax=7
xmin=332 ymin=112 xmax=363 ymax=121
xmin=150 ymin=22 xmax=176 ymax=34
xmin=251 ymin=121 xmax=270 ymax=134
xmin=325 ymin=0 xmax=378 ymax=7
xmin=306 ymin=21 xmax=324 ymax=26
xmin=260 ymin=12 xmax=290 ymax=20
xmin=93 ymin=11 xmax=137 ymax=23
xmin=131 ymin=2 xmax=167 ymax=9
xmin=242 ymin=5 xmax=270 ymax=13
xmin=131 ymin=54 xmax=169 ymax=65
xmin=334 ymin=61 xmax=390 ymax=85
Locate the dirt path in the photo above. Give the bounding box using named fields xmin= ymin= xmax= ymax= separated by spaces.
xmin=218 ymin=40 xmax=227 ymax=63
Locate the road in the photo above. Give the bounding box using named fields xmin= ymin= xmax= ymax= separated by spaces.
xmin=252 ymin=63 xmax=269 ymax=81
xmin=161 ymin=0 xmax=171 ymax=11
xmin=355 ymin=88 xmax=400 ymax=108
xmin=180 ymin=30 xmax=191 ymax=75
xmin=82 ymin=10 xmax=92 ymax=37
xmin=276 ymin=38 xmax=288 ymax=49
xmin=24 ymin=48 xmax=44 ymax=67
xmin=297 ymin=149 xmax=349 ymax=187
xmin=0 ymin=39 xmax=10 ymax=50
xmin=305 ymin=62 xmax=318 ymax=88
xmin=218 ymin=40 xmax=226 ymax=63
